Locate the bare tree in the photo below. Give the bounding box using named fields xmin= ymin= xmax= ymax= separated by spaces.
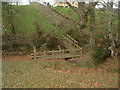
xmin=89 ymin=1 xmax=98 ymax=45
xmin=64 ymin=1 xmax=98 ymax=45
xmin=99 ymin=0 xmax=118 ymax=59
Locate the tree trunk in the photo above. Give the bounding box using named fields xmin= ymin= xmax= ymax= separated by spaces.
xmin=0 ymin=2 xmax=2 ymax=53
xmin=78 ymin=2 xmax=88 ymax=30
xmin=108 ymin=1 xmax=113 ymax=42
xmin=89 ymin=2 xmax=96 ymax=46
xmin=107 ymin=1 xmax=115 ymax=58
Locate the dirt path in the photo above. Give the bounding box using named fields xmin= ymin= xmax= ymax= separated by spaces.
xmin=2 ymin=55 xmax=31 ymax=61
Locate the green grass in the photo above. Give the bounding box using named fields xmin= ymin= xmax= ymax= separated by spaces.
xmin=3 ymin=5 xmax=118 ymax=38
xmin=3 ymin=5 xmax=54 ymax=37
xmin=52 ymin=7 xmax=79 ymax=21
xmin=3 ymin=59 xmax=118 ymax=88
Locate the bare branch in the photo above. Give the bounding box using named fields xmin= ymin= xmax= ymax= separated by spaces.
xmin=100 ymin=0 xmax=110 ymax=8
xmin=64 ymin=0 xmax=78 ymax=13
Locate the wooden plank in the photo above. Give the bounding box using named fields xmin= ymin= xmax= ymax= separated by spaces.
xmin=37 ymin=50 xmax=72 ymax=54
xmin=30 ymin=44 xmax=82 ymax=59
xmin=37 ymin=54 xmax=81 ymax=60
xmin=34 ymin=49 xmax=81 ymax=55
xmin=62 ymin=35 xmax=82 ymax=51
xmin=67 ymin=34 xmax=78 ymax=44
xmin=58 ymin=45 xmax=62 ymax=50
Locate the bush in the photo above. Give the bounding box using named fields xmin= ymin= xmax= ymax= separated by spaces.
xmin=2 ymin=44 xmax=32 ymax=52
xmin=92 ymin=34 xmax=111 ymax=64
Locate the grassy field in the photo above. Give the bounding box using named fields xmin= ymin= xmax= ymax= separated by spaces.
xmin=2 ymin=56 xmax=118 ymax=88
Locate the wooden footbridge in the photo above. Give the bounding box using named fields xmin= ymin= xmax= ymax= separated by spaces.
xmin=31 ymin=35 xmax=82 ymax=60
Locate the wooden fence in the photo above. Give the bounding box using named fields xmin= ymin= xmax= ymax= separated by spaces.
xmin=31 ymin=35 xmax=82 ymax=60
xmin=31 ymin=49 xmax=82 ymax=60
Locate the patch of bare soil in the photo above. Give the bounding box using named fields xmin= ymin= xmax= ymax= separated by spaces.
xmin=2 ymin=55 xmax=66 ymax=62
xmin=2 ymin=55 xmax=31 ymax=61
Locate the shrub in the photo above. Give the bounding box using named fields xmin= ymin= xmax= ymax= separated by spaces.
xmin=2 ymin=44 xmax=32 ymax=52
xmin=92 ymin=34 xmax=111 ymax=64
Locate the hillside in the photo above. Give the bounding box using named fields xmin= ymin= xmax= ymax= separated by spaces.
xmin=2 ymin=5 xmax=53 ymax=37
xmin=2 ymin=3 xmax=118 ymax=51
xmin=30 ymin=2 xmax=78 ymax=30
xmin=2 ymin=3 xmax=79 ymax=40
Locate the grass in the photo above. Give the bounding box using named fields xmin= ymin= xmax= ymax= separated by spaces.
xmin=52 ymin=7 xmax=79 ymax=21
xmin=3 ymin=5 xmax=118 ymax=38
xmin=2 ymin=58 xmax=118 ymax=88
xmin=3 ymin=5 xmax=54 ymax=37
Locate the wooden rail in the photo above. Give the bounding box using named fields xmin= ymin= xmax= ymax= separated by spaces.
xmin=62 ymin=35 xmax=82 ymax=51
xmin=67 ymin=34 xmax=78 ymax=45
xmin=31 ymin=49 xmax=82 ymax=60
xmin=31 ymin=35 xmax=82 ymax=60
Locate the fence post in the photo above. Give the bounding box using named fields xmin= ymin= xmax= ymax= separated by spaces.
xmin=58 ymin=45 xmax=61 ymax=50
xmin=52 ymin=50 xmax=54 ymax=55
xmin=33 ymin=45 xmax=37 ymax=59
xmin=44 ymin=51 xmax=46 ymax=58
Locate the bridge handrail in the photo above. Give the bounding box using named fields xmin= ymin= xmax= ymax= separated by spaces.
xmin=63 ymin=35 xmax=82 ymax=51
xmin=67 ymin=35 xmax=78 ymax=44
xmin=36 ymin=49 xmax=75 ymax=55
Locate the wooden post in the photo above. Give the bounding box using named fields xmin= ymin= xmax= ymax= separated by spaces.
xmin=33 ymin=45 xmax=37 ymax=59
xmin=44 ymin=51 xmax=46 ymax=58
xmin=58 ymin=45 xmax=61 ymax=50
xmin=52 ymin=50 xmax=54 ymax=55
